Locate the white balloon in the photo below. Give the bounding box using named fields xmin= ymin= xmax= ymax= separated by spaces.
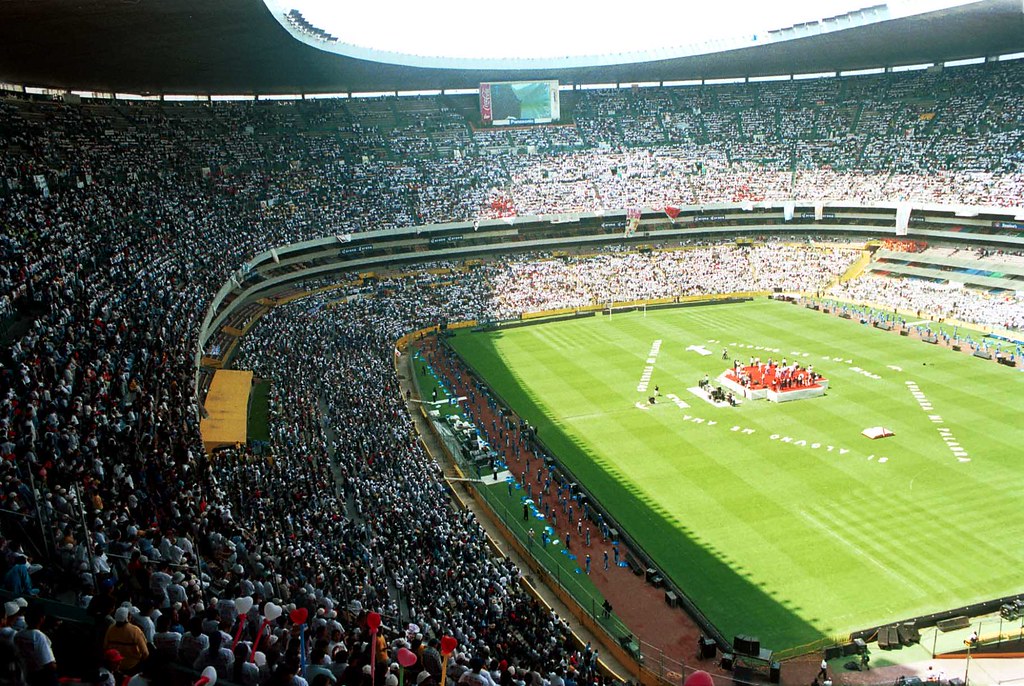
xmin=202 ymin=666 xmax=218 ymax=686
xmin=235 ymin=596 xmax=254 ymax=615
xmin=263 ymin=602 xmax=283 ymax=621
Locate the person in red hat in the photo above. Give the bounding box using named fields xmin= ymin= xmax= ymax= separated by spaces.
xmin=98 ymin=649 xmax=124 ymax=686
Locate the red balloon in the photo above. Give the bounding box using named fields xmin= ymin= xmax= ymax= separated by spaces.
xmin=367 ymin=611 xmax=382 ymax=631
xmin=289 ymin=608 xmax=308 ymax=625
xmin=440 ymin=636 xmax=457 ymax=657
xmin=397 ymin=647 xmax=418 ymax=668
xmin=683 ymin=671 xmax=713 ymax=686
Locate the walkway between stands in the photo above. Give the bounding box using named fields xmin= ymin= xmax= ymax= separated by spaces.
xmin=398 ymin=340 xmax=713 ymax=681
xmin=396 ymin=354 xmax=639 ymax=681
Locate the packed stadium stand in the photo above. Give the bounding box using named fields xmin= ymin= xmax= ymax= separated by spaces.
xmin=2 ymin=2 xmax=1024 ymax=686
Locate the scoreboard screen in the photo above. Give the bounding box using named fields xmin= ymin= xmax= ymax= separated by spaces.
xmin=480 ymin=80 xmax=560 ymax=126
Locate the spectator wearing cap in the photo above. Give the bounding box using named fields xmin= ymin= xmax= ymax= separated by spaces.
xmin=13 ymin=599 xmax=28 ymax=621
xmin=358 ymin=663 xmax=373 ymax=686
xmin=14 ymin=604 xmax=55 ymax=686
xmin=77 ymin=561 xmax=95 ymax=597
xmin=104 ymin=606 xmax=148 ymax=674
xmin=0 ymin=602 xmax=20 ymax=644
xmin=166 ymin=573 xmax=188 ymax=607
xmin=6 ymin=549 xmax=41 ymax=578
xmin=97 ymin=649 xmax=124 ymax=686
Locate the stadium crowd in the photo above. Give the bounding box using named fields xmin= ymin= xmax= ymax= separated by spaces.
xmin=2 ymin=57 xmax=1024 ymax=686
xmin=486 ymin=246 xmax=859 ymax=318
xmin=828 ymin=273 xmax=1024 ymax=331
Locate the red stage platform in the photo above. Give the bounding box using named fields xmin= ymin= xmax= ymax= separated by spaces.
xmin=719 ymin=364 xmax=828 ymax=403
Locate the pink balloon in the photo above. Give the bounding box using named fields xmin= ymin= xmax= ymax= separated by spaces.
xmin=684 ymin=671 xmax=713 ymax=686
xmin=367 ymin=611 xmax=381 ymax=631
xmin=397 ymin=647 xmax=417 ymax=668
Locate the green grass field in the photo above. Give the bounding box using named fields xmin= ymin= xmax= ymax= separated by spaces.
xmin=248 ymin=379 xmax=272 ymax=443
xmin=448 ymin=299 xmax=1024 ymax=651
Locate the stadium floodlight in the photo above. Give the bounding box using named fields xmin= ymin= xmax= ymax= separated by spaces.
xmin=892 ymin=63 xmax=933 ymax=72
xmin=945 ymin=57 xmax=985 ymax=68
xmin=115 ymin=93 xmax=161 ymax=101
xmin=840 ymin=67 xmax=885 ymax=77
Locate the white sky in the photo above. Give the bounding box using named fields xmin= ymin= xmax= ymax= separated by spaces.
xmin=283 ymin=0 xmax=961 ymax=60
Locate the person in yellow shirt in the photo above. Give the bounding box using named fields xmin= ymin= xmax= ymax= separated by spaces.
xmin=104 ymin=607 xmax=149 ymax=674
xmin=375 ymin=631 xmax=389 ymax=667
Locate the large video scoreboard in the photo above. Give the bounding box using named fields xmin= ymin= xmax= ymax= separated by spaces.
xmin=479 ymin=80 xmax=560 ymax=126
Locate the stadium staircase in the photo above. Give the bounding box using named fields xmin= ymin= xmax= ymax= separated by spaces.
xmin=839 ymin=250 xmax=873 ymax=284
xmin=848 ymin=102 xmax=870 ymax=167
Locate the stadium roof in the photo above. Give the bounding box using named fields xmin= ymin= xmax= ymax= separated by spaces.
xmin=282 ymin=0 xmax=922 ymax=64
xmin=0 ymin=0 xmax=1022 ymax=95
